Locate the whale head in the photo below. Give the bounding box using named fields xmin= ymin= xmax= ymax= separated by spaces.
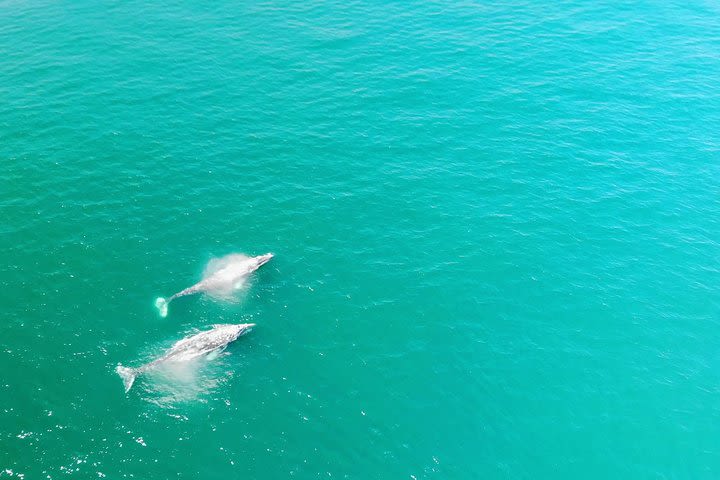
xmin=255 ymin=253 xmax=274 ymax=268
xmin=236 ymin=323 xmax=255 ymax=336
xmin=211 ymin=323 xmax=256 ymax=340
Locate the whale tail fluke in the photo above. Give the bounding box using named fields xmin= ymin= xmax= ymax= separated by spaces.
xmin=155 ymin=297 xmax=168 ymax=318
xmin=116 ymin=365 xmax=137 ymax=393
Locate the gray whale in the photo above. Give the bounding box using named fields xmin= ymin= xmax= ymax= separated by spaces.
xmin=155 ymin=253 xmax=273 ymax=317
xmin=116 ymin=323 xmax=255 ymax=392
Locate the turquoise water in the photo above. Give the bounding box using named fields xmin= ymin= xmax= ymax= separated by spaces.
xmin=2 ymin=0 xmax=720 ymax=477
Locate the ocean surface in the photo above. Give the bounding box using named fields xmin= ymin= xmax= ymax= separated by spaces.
xmin=1 ymin=0 xmax=719 ymax=477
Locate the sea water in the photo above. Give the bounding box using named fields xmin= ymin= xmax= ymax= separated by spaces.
xmin=1 ymin=0 xmax=719 ymax=477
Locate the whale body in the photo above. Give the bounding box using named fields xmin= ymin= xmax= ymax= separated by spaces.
xmin=116 ymin=323 xmax=255 ymax=392
xmin=155 ymin=253 xmax=273 ymax=317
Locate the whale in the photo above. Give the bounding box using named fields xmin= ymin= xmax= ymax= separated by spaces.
xmin=155 ymin=253 xmax=273 ymax=317
xmin=116 ymin=323 xmax=255 ymax=392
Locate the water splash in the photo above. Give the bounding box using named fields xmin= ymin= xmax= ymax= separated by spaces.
xmin=140 ymin=354 xmax=236 ymax=407
xmin=203 ymin=253 xmax=250 ymax=277
xmin=198 ymin=253 xmax=256 ymax=302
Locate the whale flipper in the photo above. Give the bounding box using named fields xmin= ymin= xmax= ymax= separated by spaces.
xmin=116 ymin=365 xmax=138 ymax=392
xmin=155 ymin=297 xmax=168 ymax=318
